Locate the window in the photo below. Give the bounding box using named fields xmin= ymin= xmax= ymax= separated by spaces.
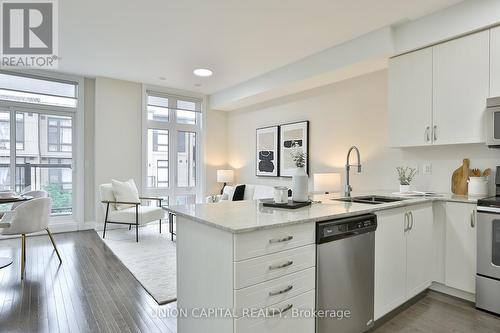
xmin=143 ymin=89 xmax=202 ymax=203
xmin=48 ymin=116 xmax=72 ymax=152
xmin=152 ymin=129 xmax=168 ymax=152
xmin=15 ymin=113 xmax=24 ymax=150
xmin=176 ymin=100 xmax=197 ymax=125
xmin=0 ymin=112 xmax=9 ymax=150
xmin=0 ymin=72 xmax=77 ymax=107
xmin=157 ymin=160 xmax=168 ymax=187
xmin=147 ymin=129 xmax=168 ymax=188
xmin=148 ymin=95 xmax=169 ymax=122
xmin=177 ymin=131 xmax=196 ymax=188
xmin=0 ymin=71 xmax=80 ymax=218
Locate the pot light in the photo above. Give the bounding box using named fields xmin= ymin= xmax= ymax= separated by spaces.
xmin=193 ymin=68 xmax=213 ymax=77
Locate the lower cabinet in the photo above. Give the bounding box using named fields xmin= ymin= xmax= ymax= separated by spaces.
xmin=445 ymin=202 xmax=477 ymax=294
xmin=374 ymin=204 xmax=433 ymax=319
xmin=234 ymin=290 xmax=315 ymax=333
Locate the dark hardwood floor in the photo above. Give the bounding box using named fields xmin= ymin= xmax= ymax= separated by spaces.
xmin=0 ymin=230 xmax=176 ymax=333
xmin=0 ymin=230 xmax=499 ymax=333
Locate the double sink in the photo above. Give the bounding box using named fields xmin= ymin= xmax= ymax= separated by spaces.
xmin=333 ymin=195 xmax=407 ymax=205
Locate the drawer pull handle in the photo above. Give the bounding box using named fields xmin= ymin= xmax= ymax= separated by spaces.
xmin=266 ymin=304 xmax=293 ymax=317
xmin=269 ymin=236 xmax=293 ymax=244
xmin=269 ymin=260 xmax=293 ymax=270
xmin=269 ymin=285 xmax=293 ymax=296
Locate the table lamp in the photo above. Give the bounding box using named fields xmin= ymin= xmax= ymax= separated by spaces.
xmin=313 ymin=173 xmax=341 ymax=194
xmin=217 ymin=169 xmax=234 ymax=194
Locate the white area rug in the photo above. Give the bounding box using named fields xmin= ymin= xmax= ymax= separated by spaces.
xmin=99 ymin=223 xmax=177 ymax=305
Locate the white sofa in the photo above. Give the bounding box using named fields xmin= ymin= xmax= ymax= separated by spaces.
xmin=206 ymin=184 xmax=277 ymax=203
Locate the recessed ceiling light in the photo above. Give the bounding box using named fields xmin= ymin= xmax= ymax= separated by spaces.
xmin=193 ymin=68 xmax=213 ymax=77
xmin=194 ymin=83 xmax=202 ymax=87
xmin=158 ymin=76 xmax=166 ymax=80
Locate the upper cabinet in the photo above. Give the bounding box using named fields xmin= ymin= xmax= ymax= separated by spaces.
xmin=389 ymin=48 xmax=433 ymax=147
xmin=490 ymin=26 xmax=500 ymax=97
xmin=389 ymin=30 xmax=490 ymax=147
xmin=432 ymin=31 xmax=489 ymax=145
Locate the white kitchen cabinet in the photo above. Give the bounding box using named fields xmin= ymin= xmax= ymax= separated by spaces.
xmin=445 ymin=202 xmax=477 ymax=294
xmin=490 ymin=26 xmax=500 ymax=97
xmin=389 ymin=47 xmax=433 ymax=147
xmin=374 ymin=207 xmax=407 ymax=319
xmin=374 ymin=204 xmax=433 ymax=319
xmin=406 ymin=205 xmax=434 ymax=299
xmin=388 ymin=30 xmax=490 ymax=147
xmin=432 ymin=31 xmax=489 ymax=145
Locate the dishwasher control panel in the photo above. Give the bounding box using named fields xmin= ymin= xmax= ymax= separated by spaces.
xmin=317 ymin=214 xmax=377 ymax=244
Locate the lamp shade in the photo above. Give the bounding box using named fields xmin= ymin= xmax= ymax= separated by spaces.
xmin=217 ymin=169 xmax=234 ymax=183
xmin=313 ymin=173 xmax=341 ymax=193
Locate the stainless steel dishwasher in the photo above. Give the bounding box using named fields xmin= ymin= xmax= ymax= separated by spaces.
xmin=316 ymin=213 xmax=377 ymax=333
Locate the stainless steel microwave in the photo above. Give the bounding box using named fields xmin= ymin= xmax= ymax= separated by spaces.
xmin=487 ymin=97 xmax=500 ymax=147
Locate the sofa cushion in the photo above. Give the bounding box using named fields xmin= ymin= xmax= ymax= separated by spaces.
xmin=232 ymin=184 xmax=246 ymax=201
xmin=242 ymin=184 xmax=255 ymax=200
xmin=100 ymin=184 xmax=117 ymax=210
xmin=222 ymin=185 xmax=235 ymax=201
xmin=253 ymin=185 xmax=275 ymax=200
xmin=112 ymin=179 xmax=140 ymax=210
xmin=108 ymin=206 xmax=164 ymax=224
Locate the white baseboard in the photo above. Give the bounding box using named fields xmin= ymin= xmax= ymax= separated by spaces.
xmin=429 ymin=282 xmax=475 ymax=302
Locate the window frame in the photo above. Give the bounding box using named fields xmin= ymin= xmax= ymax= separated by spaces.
xmin=142 ymin=85 xmax=204 ymax=204
xmin=0 ymin=69 xmax=84 ymax=231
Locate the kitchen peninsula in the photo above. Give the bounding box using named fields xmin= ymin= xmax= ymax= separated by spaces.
xmin=167 ymin=193 xmax=479 ymax=333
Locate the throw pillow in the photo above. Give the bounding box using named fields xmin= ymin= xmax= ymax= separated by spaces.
xmin=232 ymin=184 xmax=246 ymax=201
xmin=111 ymin=179 xmax=140 ymax=210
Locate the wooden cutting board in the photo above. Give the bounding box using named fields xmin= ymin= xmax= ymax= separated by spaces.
xmin=451 ymin=158 xmax=470 ymax=195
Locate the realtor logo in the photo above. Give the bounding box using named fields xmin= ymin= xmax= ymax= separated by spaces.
xmin=0 ymin=0 xmax=58 ymax=68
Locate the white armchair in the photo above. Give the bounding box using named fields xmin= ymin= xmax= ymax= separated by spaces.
xmin=0 ymin=197 xmax=60 ymax=280
xmin=99 ymin=183 xmax=165 ymax=242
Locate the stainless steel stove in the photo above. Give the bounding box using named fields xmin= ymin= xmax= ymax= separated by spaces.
xmin=476 ymin=166 xmax=500 ymax=315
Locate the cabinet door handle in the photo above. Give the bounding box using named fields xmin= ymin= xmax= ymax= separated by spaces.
xmin=269 ymin=236 xmax=293 ymax=244
xmin=269 ymin=260 xmax=293 ymax=270
xmin=267 ymin=304 xmax=293 ymax=316
xmin=409 ymin=212 xmax=414 ymax=230
xmin=433 ymin=125 xmax=438 ymax=141
xmin=404 ymin=212 xmax=409 ymax=232
xmin=425 ymin=126 xmax=430 ymax=143
xmin=269 ymin=285 xmax=293 ymax=296
xmin=471 ymin=211 xmax=475 ymax=228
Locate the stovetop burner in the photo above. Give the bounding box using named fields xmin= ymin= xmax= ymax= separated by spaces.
xmin=478 ymin=195 xmax=500 ymax=208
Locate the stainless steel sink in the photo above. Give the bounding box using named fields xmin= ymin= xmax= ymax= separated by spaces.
xmin=333 ymin=195 xmax=406 ymax=205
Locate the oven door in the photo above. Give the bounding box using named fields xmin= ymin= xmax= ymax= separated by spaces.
xmin=486 ymin=105 xmax=500 ymax=147
xmin=477 ymin=211 xmax=500 ymax=279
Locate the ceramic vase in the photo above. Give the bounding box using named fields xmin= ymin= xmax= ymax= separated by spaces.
xmin=399 ymin=184 xmax=411 ymax=193
xmin=292 ymin=167 xmax=309 ymax=202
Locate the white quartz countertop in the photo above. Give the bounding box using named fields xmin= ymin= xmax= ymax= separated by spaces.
xmin=165 ymin=191 xmax=481 ymax=233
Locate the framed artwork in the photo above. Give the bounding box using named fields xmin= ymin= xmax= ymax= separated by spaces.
xmin=256 ymin=126 xmax=280 ymax=177
xmin=279 ymin=121 xmax=309 ymax=177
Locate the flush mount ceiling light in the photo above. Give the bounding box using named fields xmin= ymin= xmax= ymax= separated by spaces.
xmin=193 ymin=68 xmax=213 ymax=77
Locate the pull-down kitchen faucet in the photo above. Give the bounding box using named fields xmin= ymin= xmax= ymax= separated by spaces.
xmin=345 ymin=146 xmax=362 ymax=197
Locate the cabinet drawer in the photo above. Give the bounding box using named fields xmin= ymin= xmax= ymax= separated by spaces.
xmin=234 ymin=290 xmax=315 ymax=333
xmin=234 ymin=267 xmax=315 ymax=310
xmin=234 ymin=223 xmax=315 ymax=261
xmin=234 ymin=245 xmax=315 ymax=289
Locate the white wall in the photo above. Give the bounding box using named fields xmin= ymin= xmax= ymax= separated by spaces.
xmin=204 ymin=109 xmax=228 ymax=195
xmin=225 ymin=70 xmax=500 ymax=194
xmin=94 ymin=77 xmax=142 ymax=222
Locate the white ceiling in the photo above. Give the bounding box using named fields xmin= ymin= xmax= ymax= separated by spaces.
xmin=59 ymin=0 xmax=463 ymax=94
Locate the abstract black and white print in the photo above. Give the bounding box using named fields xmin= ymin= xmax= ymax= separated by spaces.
xmin=279 ymin=121 xmax=309 ymax=177
xmin=256 ymin=126 xmax=279 ymax=176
